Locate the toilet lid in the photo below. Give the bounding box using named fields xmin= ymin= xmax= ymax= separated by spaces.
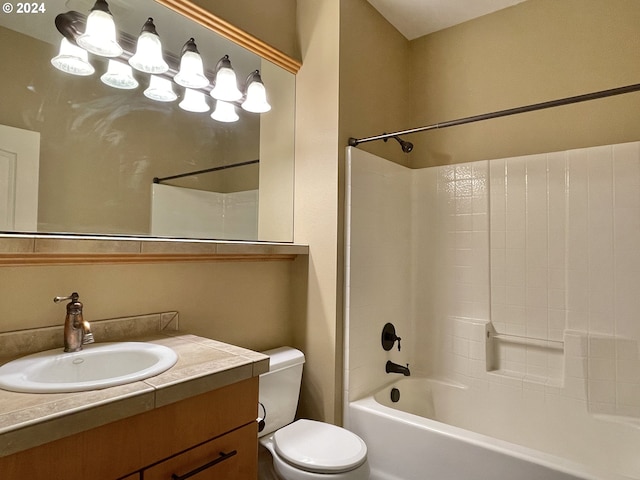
xmin=273 ymin=419 xmax=367 ymax=474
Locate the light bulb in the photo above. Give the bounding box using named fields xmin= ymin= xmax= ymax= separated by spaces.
xmin=211 ymin=100 xmax=239 ymax=122
xmin=144 ymin=75 xmax=177 ymax=102
xmin=179 ymin=88 xmax=210 ymax=113
xmin=210 ymin=55 xmax=242 ymax=102
xmin=76 ymin=0 xmax=123 ymax=57
xmin=241 ymin=71 xmax=271 ymax=113
xmin=51 ymin=38 xmax=95 ymax=76
xmin=174 ymin=38 xmax=209 ymax=89
xmin=128 ymin=18 xmax=168 ymax=74
xmin=100 ymin=60 xmax=138 ymax=89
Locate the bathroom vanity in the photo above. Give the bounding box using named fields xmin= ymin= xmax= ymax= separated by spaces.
xmin=0 ymin=315 xmax=268 ymax=479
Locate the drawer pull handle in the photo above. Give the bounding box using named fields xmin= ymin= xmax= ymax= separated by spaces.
xmin=171 ymin=450 xmax=238 ymax=480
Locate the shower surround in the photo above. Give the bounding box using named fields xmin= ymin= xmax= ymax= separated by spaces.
xmin=343 ymin=143 xmax=640 ymax=479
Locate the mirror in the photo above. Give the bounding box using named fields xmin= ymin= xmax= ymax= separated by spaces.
xmin=0 ymin=0 xmax=295 ymax=242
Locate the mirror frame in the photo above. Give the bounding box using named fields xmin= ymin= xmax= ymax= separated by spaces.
xmin=0 ymin=0 xmax=305 ymax=265
xmin=155 ymin=0 xmax=301 ymax=74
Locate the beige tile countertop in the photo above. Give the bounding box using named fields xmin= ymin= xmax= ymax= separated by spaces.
xmin=0 ymin=313 xmax=269 ymax=457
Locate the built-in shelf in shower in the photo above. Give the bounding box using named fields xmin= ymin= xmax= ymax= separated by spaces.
xmin=486 ymin=326 xmax=564 ymax=386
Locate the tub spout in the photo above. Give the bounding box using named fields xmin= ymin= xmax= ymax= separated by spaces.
xmin=386 ymin=360 xmax=410 ymax=376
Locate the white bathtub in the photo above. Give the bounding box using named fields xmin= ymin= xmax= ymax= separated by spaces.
xmin=348 ymin=378 xmax=640 ymax=480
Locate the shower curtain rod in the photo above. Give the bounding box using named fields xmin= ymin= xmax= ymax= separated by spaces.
xmin=153 ymin=159 xmax=259 ymax=184
xmin=348 ymin=82 xmax=640 ymax=149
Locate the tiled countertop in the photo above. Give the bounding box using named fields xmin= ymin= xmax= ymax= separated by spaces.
xmin=0 ymin=318 xmax=268 ymax=457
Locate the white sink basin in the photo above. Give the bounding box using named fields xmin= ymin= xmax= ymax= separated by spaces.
xmin=0 ymin=342 xmax=178 ymax=393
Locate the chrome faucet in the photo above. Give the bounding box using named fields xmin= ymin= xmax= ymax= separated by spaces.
xmin=54 ymin=292 xmax=94 ymax=352
xmin=386 ymin=360 xmax=411 ymax=376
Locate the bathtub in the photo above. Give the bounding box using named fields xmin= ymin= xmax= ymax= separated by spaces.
xmin=348 ymin=378 xmax=640 ymax=480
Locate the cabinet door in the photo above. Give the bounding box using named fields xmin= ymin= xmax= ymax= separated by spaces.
xmin=143 ymin=423 xmax=257 ymax=480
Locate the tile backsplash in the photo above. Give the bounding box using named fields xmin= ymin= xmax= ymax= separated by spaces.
xmin=345 ymin=142 xmax=640 ymax=419
xmin=0 ymin=312 xmax=179 ymax=359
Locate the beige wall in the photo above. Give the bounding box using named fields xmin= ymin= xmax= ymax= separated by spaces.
xmin=293 ymin=0 xmax=342 ymax=423
xmin=189 ymin=0 xmax=300 ymax=61
xmin=409 ymin=0 xmax=640 ymax=167
xmin=288 ymin=0 xmax=412 ymax=424
xmin=339 ymin=0 xmax=411 ymax=167
xmin=258 ymin=60 xmax=296 ymax=242
xmin=0 ymin=261 xmax=294 ymax=351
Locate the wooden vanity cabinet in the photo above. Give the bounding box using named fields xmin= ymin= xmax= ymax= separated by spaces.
xmin=142 ymin=423 xmax=256 ymax=479
xmin=0 ymin=377 xmax=259 ymax=480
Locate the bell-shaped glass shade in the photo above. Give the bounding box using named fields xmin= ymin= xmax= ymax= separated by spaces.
xmin=143 ymin=75 xmax=177 ymax=102
xmin=211 ymin=100 xmax=239 ymax=123
xmin=210 ymin=56 xmax=242 ymax=102
xmin=76 ymin=9 xmax=123 ymax=57
xmin=242 ymin=79 xmax=271 ymax=113
xmin=100 ymin=60 xmax=138 ymax=89
xmin=174 ymin=52 xmax=208 ymax=89
xmin=51 ymin=38 xmax=95 ymax=76
xmin=129 ymin=19 xmax=168 ymax=74
xmin=179 ymin=88 xmax=210 ymax=113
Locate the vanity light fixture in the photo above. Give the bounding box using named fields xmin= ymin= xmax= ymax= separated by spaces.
xmin=144 ymin=75 xmax=177 ymax=102
xmin=174 ymin=38 xmax=209 ymax=89
xmin=241 ymin=70 xmax=271 ymax=113
xmin=210 ymin=55 xmax=242 ymax=102
xmin=100 ymin=60 xmax=138 ymax=89
xmin=76 ymin=0 xmax=123 ymax=58
xmin=51 ymin=9 xmax=272 ymax=122
xmin=179 ymin=88 xmax=210 ymax=113
xmin=128 ymin=18 xmax=168 ymax=74
xmin=51 ymin=11 xmax=95 ymax=76
xmin=51 ymin=37 xmax=95 ymax=76
xmin=211 ymin=100 xmax=239 ymax=123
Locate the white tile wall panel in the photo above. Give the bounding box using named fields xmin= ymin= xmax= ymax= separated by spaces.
xmin=345 ymin=142 xmax=640 ymax=420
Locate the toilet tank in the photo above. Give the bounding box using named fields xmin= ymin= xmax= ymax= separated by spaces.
xmin=259 ymin=347 xmax=305 ymax=437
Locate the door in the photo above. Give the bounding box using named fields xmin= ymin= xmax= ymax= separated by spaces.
xmin=0 ymin=124 xmax=40 ymax=231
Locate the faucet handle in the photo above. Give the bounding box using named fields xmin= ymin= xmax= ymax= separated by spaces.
xmin=54 ymin=292 xmax=79 ymax=304
xmin=54 ymin=292 xmax=83 ymax=316
xmin=381 ymin=322 xmax=402 ymax=351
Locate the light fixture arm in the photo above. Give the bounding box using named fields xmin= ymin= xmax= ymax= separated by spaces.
xmin=90 ymin=0 xmax=112 ymax=14
xmin=215 ymin=54 xmax=232 ymax=71
xmin=181 ymin=37 xmax=199 ymax=55
xmin=140 ymin=17 xmax=159 ymax=35
xmin=54 ymin=11 xmax=86 ymax=43
xmin=244 ymin=70 xmax=262 ymax=88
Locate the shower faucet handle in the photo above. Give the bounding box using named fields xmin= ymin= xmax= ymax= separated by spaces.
xmin=381 ymin=322 xmax=402 ymax=351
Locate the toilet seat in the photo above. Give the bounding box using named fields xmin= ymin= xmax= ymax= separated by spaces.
xmin=273 ymin=419 xmax=368 ymax=474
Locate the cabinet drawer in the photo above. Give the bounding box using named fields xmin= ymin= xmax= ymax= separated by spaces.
xmin=0 ymin=378 xmax=258 ymax=480
xmin=143 ymin=423 xmax=257 ymax=480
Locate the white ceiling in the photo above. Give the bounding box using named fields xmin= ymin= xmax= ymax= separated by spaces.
xmin=367 ymin=0 xmax=528 ymax=40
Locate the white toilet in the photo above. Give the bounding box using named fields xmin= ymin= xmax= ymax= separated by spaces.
xmin=258 ymin=347 xmax=370 ymax=480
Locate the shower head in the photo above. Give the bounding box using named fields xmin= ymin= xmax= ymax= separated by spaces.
xmin=398 ymin=137 xmax=414 ymax=153
xmin=384 ymin=135 xmax=414 ymax=153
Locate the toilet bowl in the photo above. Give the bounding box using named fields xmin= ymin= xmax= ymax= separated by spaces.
xmin=258 ymin=347 xmax=370 ymax=480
